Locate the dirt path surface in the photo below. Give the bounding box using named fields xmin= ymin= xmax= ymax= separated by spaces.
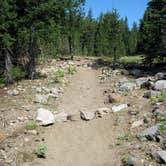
xmin=31 ymin=67 xmax=121 ymax=166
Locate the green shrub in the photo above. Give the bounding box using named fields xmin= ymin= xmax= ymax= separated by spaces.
xmin=9 ymin=66 xmax=26 ymax=81
xmin=35 ymin=145 xmax=47 ymax=158
xmin=25 ymin=121 xmax=37 ymax=130
xmin=53 ymin=69 xmax=65 ymax=83
xmin=67 ymin=65 xmax=77 ymax=74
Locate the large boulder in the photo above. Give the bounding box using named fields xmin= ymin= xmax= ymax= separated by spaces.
xmin=155 ymin=80 xmax=166 ymax=91
xmin=36 ymin=108 xmax=55 ymax=126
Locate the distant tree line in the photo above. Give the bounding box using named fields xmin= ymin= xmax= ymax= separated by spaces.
xmin=0 ymin=0 xmax=165 ymax=83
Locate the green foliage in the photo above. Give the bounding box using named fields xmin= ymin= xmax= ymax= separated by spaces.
xmin=35 ymin=145 xmax=47 ymax=158
xmin=67 ymin=66 xmax=77 ymax=74
xmin=25 ymin=121 xmax=37 ymax=130
xmin=9 ymin=66 xmax=26 ymax=81
xmin=139 ymin=0 xmax=166 ymax=63
xmin=53 ymin=69 xmax=65 ymax=83
xmin=120 ymin=55 xmax=143 ymax=64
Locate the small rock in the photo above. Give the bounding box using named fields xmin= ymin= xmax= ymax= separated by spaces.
xmin=131 ymin=120 xmax=144 ymax=128
xmin=80 ymin=111 xmax=95 ymax=121
xmin=128 ymin=110 xmax=139 ymax=116
xmin=108 ymin=94 xmax=122 ymax=103
xmin=25 ymin=130 xmax=38 ymax=135
xmin=122 ymin=155 xmax=145 ymax=166
xmin=54 ymin=112 xmax=68 ymax=122
xmin=137 ymin=124 xmax=160 ymax=141
xmin=7 ymin=89 xmax=19 ymax=96
xmin=119 ymin=83 xmax=136 ymax=92
xmin=152 ymin=150 xmax=166 ymax=164
xmin=34 ymin=94 xmax=48 ymax=104
xmin=112 ymin=104 xmax=128 ymax=113
xmin=95 ymin=107 xmax=111 ymax=118
xmin=155 ymin=80 xmax=166 ymax=91
xmin=140 ymin=80 xmax=154 ymax=90
xmin=36 ymin=108 xmax=55 ymax=126
xmin=143 ymin=90 xmax=161 ymax=99
xmin=136 ymin=77 xmax=148 ymax=87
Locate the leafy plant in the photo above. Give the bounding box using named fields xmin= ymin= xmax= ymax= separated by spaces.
xmin=35 ymin=145 xmax=47 ymax=158
xmin=66 ymin=65 xmax=77 ymax=74
xmin=25 ymin=121 xmax=37 ymax=130
xmin=53 ymin=69 xmax=65 ymax=83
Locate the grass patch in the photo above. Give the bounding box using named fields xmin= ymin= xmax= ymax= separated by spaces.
xmin=35 ymin=145 xmax=47 ymax=158
xmin=120 ymin=55 xmax=143 ymax=64
xmin=66 ymin=65 xmax=77 ymax=74
xmin=25 ymin=121 xmax=37 ymax=130
xmin=53 ymin=69 xmax=65 ymax=83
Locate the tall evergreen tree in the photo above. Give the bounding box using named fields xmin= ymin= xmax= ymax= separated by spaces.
xmin=139 ymin=0 xmax=166 ymax=63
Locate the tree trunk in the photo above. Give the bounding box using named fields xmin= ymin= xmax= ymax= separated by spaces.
xmin=5 ymin=50 xmax=13 ymax=83
xmin=68 ymin=35 xmax=74 ymax=60
xmin=27 ymin=32 xmax=36 ymax=79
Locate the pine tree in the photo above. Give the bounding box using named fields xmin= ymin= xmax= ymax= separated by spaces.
xmin=139 ymin=0 xmax=166 ymax=63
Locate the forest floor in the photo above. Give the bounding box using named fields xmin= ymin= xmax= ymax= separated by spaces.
xmin=0 ymin=57 xmax=165 ymax=166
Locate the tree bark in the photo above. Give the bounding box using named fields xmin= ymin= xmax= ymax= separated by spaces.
xmin=5 ymin=50 xmax=13 ymax=83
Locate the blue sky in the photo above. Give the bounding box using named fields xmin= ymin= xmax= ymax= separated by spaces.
xmin=85 ymin=0 xmax=150 ymax=28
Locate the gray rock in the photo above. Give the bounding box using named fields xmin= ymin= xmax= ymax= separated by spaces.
xmin=7 ymin=89 xmax=19 ymax=96
xmin=138 ymin=124 xmax=160 ymax=141
xmin=155 ymin=80 xmax=166 ymax=91
xmin=152 ymin=150 xmax=166 ymax=164
xmin=136 ymin=77 xmax=148 ymax=87
xmin=131 ymin=120 xmax=144 ymax=128
xmin=34 ymin=94 xmax=48 ymax=104
xmin=36 ymin=108 xmax=55 ymax=126
xmin=155 ymin=72 xmax=166 ymax=81
xmin=54 ymin=112 xmax=68 ymax=122
xmin=119 ymin=82 xmax=136 ymax=91
xmin=122 ymin=155 xmax=146 ymax=166
xmin=112 ymin=104 xmax=128 ymax=113
xmin=143 ymin=90 xmax=161 ymax=98
xmin=80 ymin=111 xmax=95 ymax=121
xmin=130 ymin=69 xmax=142 ymax=77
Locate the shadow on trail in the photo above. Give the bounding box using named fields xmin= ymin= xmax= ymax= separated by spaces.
xmin=91 ymin=58 xmax=166 ymax=78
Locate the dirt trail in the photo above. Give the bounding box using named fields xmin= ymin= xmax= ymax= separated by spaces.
xmin=31 ymin=67 xmax=121 ymax=166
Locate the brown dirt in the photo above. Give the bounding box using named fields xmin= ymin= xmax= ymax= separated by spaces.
xmin=30 ymin=67 xmax=124 ymax=166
